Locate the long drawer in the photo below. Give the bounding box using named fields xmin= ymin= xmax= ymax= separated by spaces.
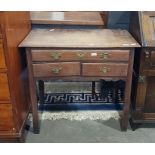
xmin=0 ymin=42 xmax=6 ymax=69
xmin=33 ymin=62 xmax=80 ymax=77
xmin=0 ymin=104 xmax=14 ymax=131
xmin=0 ymin=73 xmax=10 ymax=102
xmin=82 ymin=63 xmax=128 ymax=77
xmin=31 ymin=49 xmax=130 ymax=62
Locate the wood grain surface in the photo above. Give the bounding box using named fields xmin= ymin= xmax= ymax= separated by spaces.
xmin=0 ymin=43 xmax=6 ymax=69
xmin=31 ymin=49 xmax=130 ymax=62
xmin=30 ymin=11 xmax=106 ymax=26
xmin=0 ymin=73 xmax=10 ymax=101
xmin=19 ymin=29 xmax=140 ymax=48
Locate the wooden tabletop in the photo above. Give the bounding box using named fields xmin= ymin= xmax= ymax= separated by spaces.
xmin=30 ymin=11 xmax=106 ymax=26
xmin=19 ymin=28 xmax=140 ymax=48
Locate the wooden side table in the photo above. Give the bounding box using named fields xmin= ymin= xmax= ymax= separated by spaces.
xmin=19 ymin=28 xmax=140 ymax=133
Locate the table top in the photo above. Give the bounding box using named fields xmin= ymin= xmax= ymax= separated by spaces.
xmin=30 ymin=11 xmax=106 ymax=26
xmin=19 ymin=28 xmax=140 ymax=48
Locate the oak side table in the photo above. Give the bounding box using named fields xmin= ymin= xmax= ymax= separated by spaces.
xmin=19 ymin=28 xmax=140 ymax=133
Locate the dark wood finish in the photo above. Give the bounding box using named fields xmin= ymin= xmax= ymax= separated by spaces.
xmin=92 ymin=81 xmax=97 ymax=99
xmin=31 ymin=49 xmax=130 ymax=62
xmin=35 ymin=76 xmax=126 ymax=81
xmin=20 ymin=28 xmax=139 ymax=132
xmin=38 ymin=80 xmax=45 ymax=104
xmin=120 ymin=50 xmax=134 ymax=131
xmin=130 ymin=12 xmax=143 ymax=46
xmin=139 ymin=48 xmax=155 ymax=75
xmin=30 ymin=11 xmax=107 ymax=26
xmin=0 ymin=12 xmax=31 ymax=142
xmin=130 ymin=11 xmax=155 ymax=127
xmin=82 ymin=63 xmax=128 ymax=77
xmin=26 ymin=49 xmax=39 ymax=134
xmin=144 ymin=77 xmax=155 ymax=113
xmin=33 ymin=62 xmax=81 ymax=77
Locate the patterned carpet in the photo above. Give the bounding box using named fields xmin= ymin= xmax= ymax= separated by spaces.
xmin=38 ymin=89 xmax=124 ymax=111
xmin=37 ymin=81 xmax=125 ymax=120
xmin=39 ymin=81 xmax=124 ymax=111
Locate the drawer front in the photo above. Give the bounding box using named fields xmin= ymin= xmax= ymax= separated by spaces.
xmin=82 ymin=63 xmax=128 ymax=77
xmin=31 ymin=50 xmax=130 ymax=62
xmin=144 ymin=50 xmax=155 ymax=67
xmin=150 ymin=50 xmax=155 ymax=63
xmin=140 ymin=49 xmax=155 ymax=75
xmin=0 ymin=104 xmax=14 ymax=131
xmin=33 ymin=62 xmax=80 ymax=77
xmin=0 ymin=43 xmax=6 ymax=69
xmin=0 ymin=73 xmax=10 ymax=101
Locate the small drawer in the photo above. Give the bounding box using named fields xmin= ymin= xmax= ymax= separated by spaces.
xmin=31 ymin=49 xmax=130 ymax=62
xmin=33 ymin=62 xmax=80 ymax=77
xmin=82 ymin=63 xmax=128 ymax=77
xmin=143 ymin=50 xmax=155 ymax=67
xmin=0 ymin=43 xmax=6 ymax=69
xmin=0 ymin=73 xmax=10 ymax=101
xmin=0 ymin=104 xmax=15 ymax=131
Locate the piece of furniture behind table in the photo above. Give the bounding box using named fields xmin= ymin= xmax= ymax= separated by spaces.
xmin=30 ymin=11 xmax=108 ymax=27
xmin=30 ymin=11 xmax=108 ymax=98
xmin=19 ymin=28 xmax=140 ymax=133
xmin=0 ymin=12 xmax=31 ymax=142
xmin=130 ymin=11 xmax=155 ymax=129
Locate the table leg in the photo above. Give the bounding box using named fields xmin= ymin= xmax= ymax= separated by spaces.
xmin=92 ymin=81 xmax=96 ymax=99
xmin=38 ymin=80 xmax=45 ymax=104
xmin=26 ymin=49 xmax=40 ymax=134
xmin=92 ymin=81 xmax=98 ymax=99
xmin=120 ymin=51 xmax=134 ymax=131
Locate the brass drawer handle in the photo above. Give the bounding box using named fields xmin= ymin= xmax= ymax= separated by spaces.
xmin=51 ymin=52 xmax=62 ymax=60
xmin=100 ymin=67 xmax=110 ymax=73
xmin=100 ymin=52 xmax=110 ymax=59
xmin=52 ymin=67 xmax=62 ymax=74
xmin=76 ymin=52 xmax=85 ymax=59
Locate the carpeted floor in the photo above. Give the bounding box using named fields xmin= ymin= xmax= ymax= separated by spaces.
xmin=25 ymin=119 xmax=155 ymax=143
xmin=25 ymin=82 xmax=155 ymax=143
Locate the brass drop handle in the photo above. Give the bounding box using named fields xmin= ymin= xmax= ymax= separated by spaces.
xmin=100 ymin=52 xmax=110 ymax=59
xmin=100 ymin=67 xmax=110 ymax=74
xmin=51 ymin=52 xmax=62 ymax=60
xmin=52 ymin=67 xmax=62 ymax=74
xmin=76 ymin=52 xmax=85 ymax=59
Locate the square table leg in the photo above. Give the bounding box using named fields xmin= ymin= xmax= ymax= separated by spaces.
xmin=26 ymin=48 xmax=40 ymax=134
xmin=120 ymin=50 xmax=134 ymax=131
xmin=38 ymin=80 xmax=45 ymax=104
